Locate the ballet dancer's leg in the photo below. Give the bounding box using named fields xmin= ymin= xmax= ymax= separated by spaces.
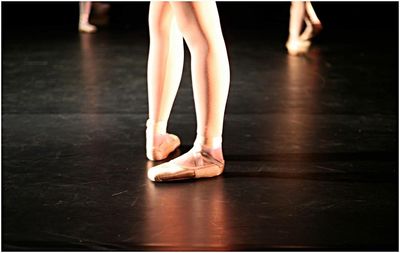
xmin=286 ymin=1 xmax=310 ymax=55
xmin=146 ymin=2 xmax=184 ymax=161
xmin=299 ymin=2 xmax=322 ymax=41
xmin=305 ymin=1 xmax=322 ymax=24
xmin=171 ymin=2 xmax=230 ymax=159
xmin=148 ymin=1 xmax=230 ymax=182
xmin=79 ymin=2 xmax=97 ymax=33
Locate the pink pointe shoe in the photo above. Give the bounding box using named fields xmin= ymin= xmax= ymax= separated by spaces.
xmin=286 ymin=39 xmax=311 ymax=56
xmin=147 ymin=149 xmax=224 ymax=182
xmin=146 ymin=133 xmax=181 ymax=161
xmin=79 ymin=22 xmax=97 ymax=33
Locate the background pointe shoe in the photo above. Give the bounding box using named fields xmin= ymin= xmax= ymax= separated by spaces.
xmin=146 ymin=133 xmax=181 ymax=161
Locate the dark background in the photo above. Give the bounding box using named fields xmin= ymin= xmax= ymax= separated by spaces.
xmin=2 ymin=2 xmax=398 ymax=35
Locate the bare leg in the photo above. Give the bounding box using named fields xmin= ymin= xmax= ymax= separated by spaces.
xmin=146 ymin=2 xmax=184 ymax=160
xmin=288 ymin=1 xmax=306 ymax=42
xmin=170 ymin=1 xmax=230 ymax=161
xmin=79 ymin=2 xmax=97 ymax=33
xmin=147 ymin=1 xmax=230 ymax=181
xmin=305 ymin=1 xmax=321 ymax=24
xmin=286 ymin=1 xmax=310 ymax=55
xmin=299 ymin=1 xmax=323 ymax=41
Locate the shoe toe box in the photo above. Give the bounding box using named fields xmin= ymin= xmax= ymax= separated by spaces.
xmin=147 ymin=162 xmax=194 ymax=182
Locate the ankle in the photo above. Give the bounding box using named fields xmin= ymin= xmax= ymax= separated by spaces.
xmin=203 ymin=146 xmax=224 ymax=162
xmin=193 ymin=135 xmax=224 ymax=161
xmin=146 ymin=120 xmax=168 ymax=148
xmin=287 ymin=34 xmax=301 ymax=42
xmin=146 ymin=119 xmax=167 ymax=135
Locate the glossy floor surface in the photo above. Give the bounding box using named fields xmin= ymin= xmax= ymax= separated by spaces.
xmin=2 ymin=3 xmax=399 ymax=251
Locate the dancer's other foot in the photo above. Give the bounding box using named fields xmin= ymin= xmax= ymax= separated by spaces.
xmin=299 ymin=22 xmax=322 ymax=41
xmin=79 ymin=22 xmax=97 ymax=33
xmin=146 ymin=133 xmax=181 ymax=161
xmin=147 ymin=147 xmax=224 ymax=182
xmin=286 ymin=39 xmax=311 ymax=56
xmin=146 ymin=119 xmax=181 ymax=161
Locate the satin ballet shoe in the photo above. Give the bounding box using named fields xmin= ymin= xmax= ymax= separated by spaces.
xmin=299 ymin=22 xmax=323 ymax=41
xmin=147 ymin=150 xmax=224 ymax=182
xmin=146 ymin=133 xmax=181 ymax=161
xmin=286 ymin=39 xmax=311 ymax=56
xmin=79 ymin=22 xmax=97 ymax=33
